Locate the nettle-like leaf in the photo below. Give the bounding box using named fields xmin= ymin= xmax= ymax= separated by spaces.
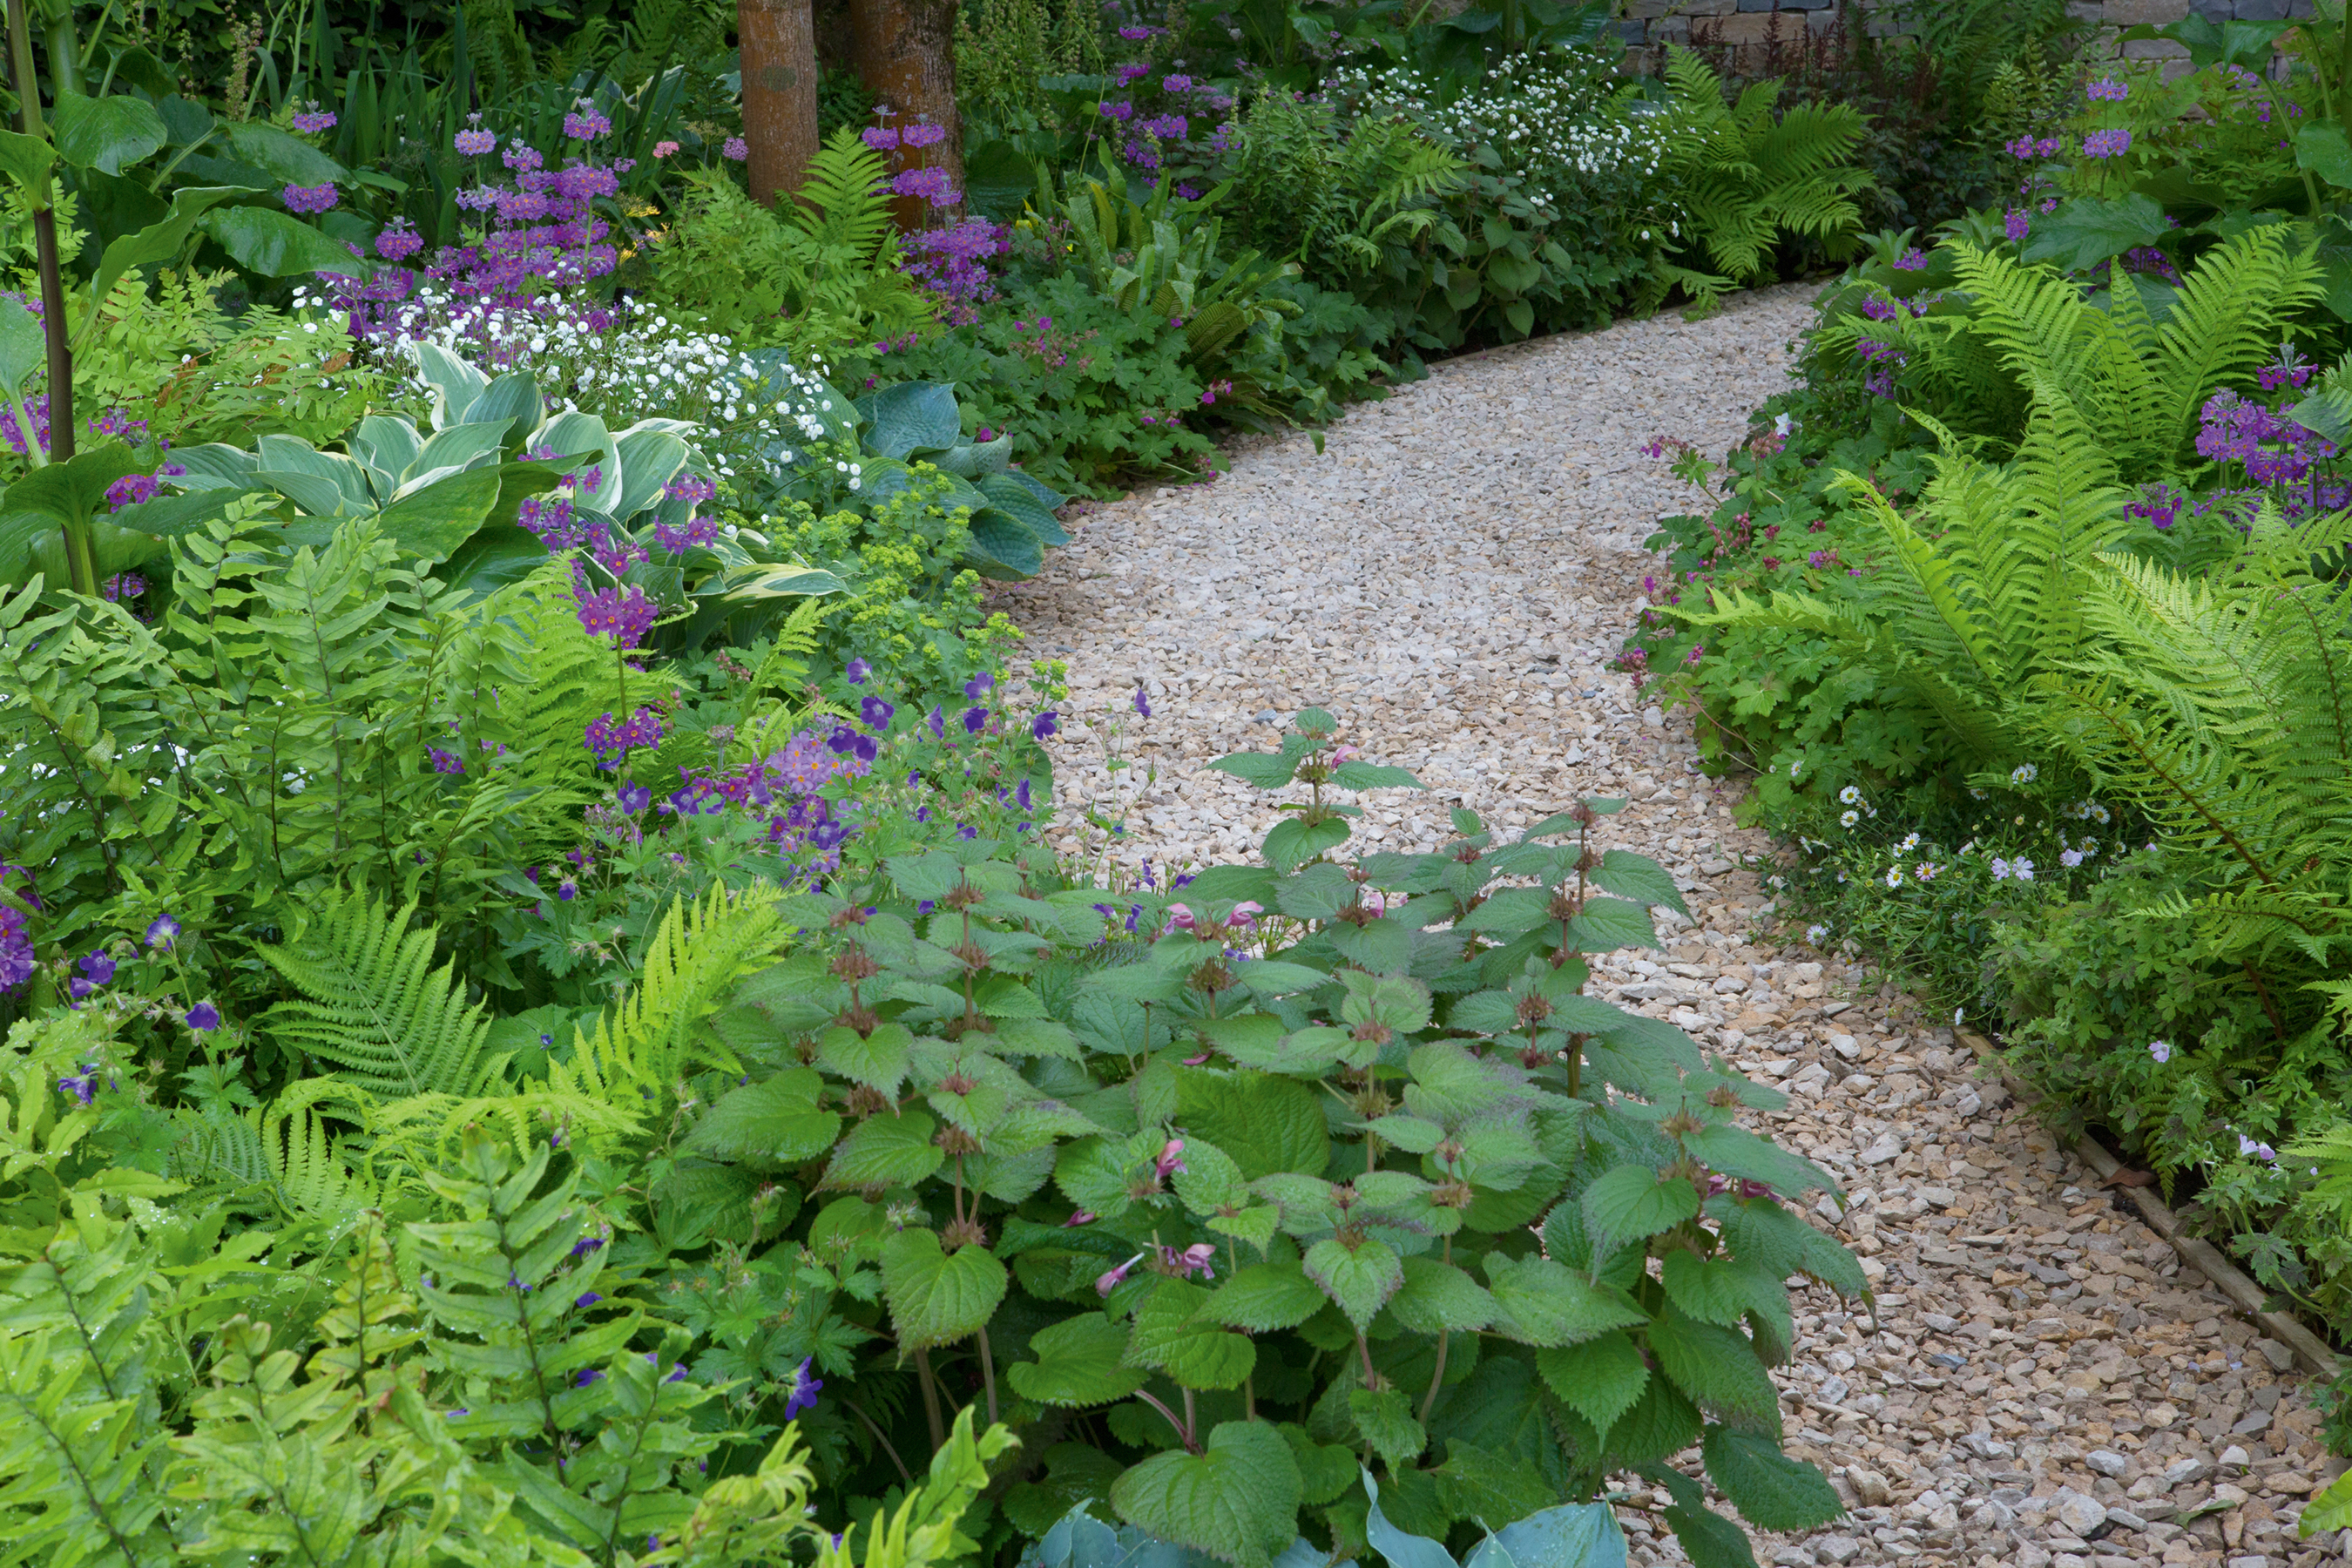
xmin=881 ymin=1228 xmax=1007 ymax=1350
xmin=1302 ymin=1235 xmax=1403 ymax=1328
xmin=1538 ymin=1331 xmax=1651 ymax=1437
xmin=1110 ymin=1421 xmax=1303 ymax=1568
xmin=1005 ymin=1315 xmax=1149 ymax=1408
xmin=1386 ymin=1255 xmax=1497 ymax=1334
xmin=1200 ymin=1261 xmax=1328 ymax=1331
xmin=1125 ymin=1278 xmax=1256 ymax=1389
xmin=1484 ymin=1255 xmax=1647 ymax=1347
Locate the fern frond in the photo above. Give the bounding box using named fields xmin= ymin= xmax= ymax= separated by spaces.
xmin=257 ymin=888 xmax=494 ymax=1098
xmin=547 ymin=883 xmax=789 ymax=1145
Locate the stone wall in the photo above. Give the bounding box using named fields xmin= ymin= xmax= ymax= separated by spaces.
xmin=1614 ymin=0 xmax=2315 ymax=77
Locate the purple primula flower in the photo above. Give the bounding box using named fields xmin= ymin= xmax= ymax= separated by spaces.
xmin=782 ymin=1355 xmax=824 ymax=1418
xmin=282 ymin=182 xmax=340 ymax=213
xmin=429 ymin=747 xmax=464 ymax=774
xmin=2081 ymin=128 xmax=2132 ymax=159
xmin=291 ymin=108 xmax=338 ymax=132
xmin=455 ymin=128 xmax=497 ymax=155
xmin=862 ymin=126 xmax=901 ymax=150
xmin=186 ymin=1001 xmax=221 ymax=1031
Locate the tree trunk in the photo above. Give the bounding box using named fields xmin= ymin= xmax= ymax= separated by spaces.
xmin=739 ymin=0 xmax=821 ymax=207
xmin=848 ymin=0 xmax=961 ymax=228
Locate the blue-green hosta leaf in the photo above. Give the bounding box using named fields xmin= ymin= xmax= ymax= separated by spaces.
xmin=1303 ymin=1235 xmax=1402 ymax=1329
xmin=682 ymin=1067 xmax=841 ymax=1168
xmin=371 ymin=467 xmax=503 ymax=564
xmin=1465 ymin=1501 xmax=1629 ymax=1568
xmin=1111 ymin=1422 xmax=1302 ymax=1568
xmin=1127 ymin=1278 xmax=1255 ymax=1389
xmin=881 ymin=1227 xmax=1007 ymax=1349
xmin=402 ymin=420 xmax=514 ymax=486
xmin=1349 ymin=1387 xmax=1426 ymax=1469
xmin=859 ymin=380 xmax=963 ymax=457
xmin=1580 ymin=1165 xmax=1700 ymax=1258
xmin=1362 ymin=1468 xmax=1456 ymax=1568
xmin=1484 ymin=1254 xmax=1646 ymax=1347
xmin=1005 ymin=1315 xmax=1149 ymax=1408
xmin=964 ymin=508 xmax=1045 ymax=579
xmin=1385 ymin=1255 xmax=1496 ymax=1334
xmin=1646 ymin=1307 xmax=1781 ymax=1432
xmin=1537 ymin=1331 xmax=1650 ymax=1436
xmin=1199 ymin=1261 xmax=1326 ymax=1331
xmin=1700 ymin=1426 xmax=1843 ymax=1531
xmin=976 ymin=471 xmax=1070 ymax=544
xmin=821 ymin=1108 xmax=943 ymax=1190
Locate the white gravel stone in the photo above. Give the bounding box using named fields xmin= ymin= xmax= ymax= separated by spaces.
xmin=1001 ymin=288 xmax=2330 ymax=1568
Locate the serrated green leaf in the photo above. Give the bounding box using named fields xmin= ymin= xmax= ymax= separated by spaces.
xmin=1580 ymin=1166 xmax=1700 ymax=1257
xmin=1362 ymin=1468 xmax=1455 ymax=1568
xmin=1128 ymin=1278 xmax=1256 ymax=1389
xmin=1206 ymin=1204 xmax=1279 ymax=1254
xmin=1705 ymin=1196 xmax=1867 ymax=1299
xmin=1566 ymin=897 xmax=1658 ymax=953
xmin=817 ymin=1023 xmax=912 ymax=1095
xmin=1263 ymin=815 xmax=1351 ymax=872
xmin=1537 ymin=1331 xmax=1649 ymax=1437
xmin=1177 ymin=1070 xmax=1328 ymax=1179
xmin=1206 ymin=752 xmax=1300 ymax=788
xmin=1111 ymin=1421 xmax=1302 ymax=1568
xmin=1302 ymin=1235 xmax=1402 ymax=1329
xmin=1387 ymin=1256 xmax=1497 ymax=1334
xmin=1348 ymin=1387 xmax=1427 ymax=1469
xmin=1604 ymin=1378 xmax=1703 ymax=1469
xmin=683 ymin=1069 xmax=841 ymax=1169
xmin=1365 ymin=1114 xmax=1446 ymax=1154
xmin=1588 ymin=848 xmax=1690 ymax=915
xmin=1700 ymin=1426 xmax=1843 ymax=1531
xmin=1648 ymin=1468 xmax=1761 ymax=1568
xmin=1646 ymin=1308 xmax=1781 ymax=1433
xmin=1005 ymin=1315 xmax=1150 ymax=1408
xmin=1279 ymin=1425 xmax=1357 ymax=1507
xmin=1485 ymin=1255 xmax=1646 ymax=1347
xmin=823 ymin=1110 xmax=944 ymax=1190
xmin=1200 ymin=1261 xmax=1326 ymax=1331
xmin=881 ymin=1228 xmax=1007 ymax=1349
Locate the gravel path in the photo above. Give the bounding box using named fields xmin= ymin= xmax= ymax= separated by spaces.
xmin=1001 ymin=286 xmax=2346 ymax=1568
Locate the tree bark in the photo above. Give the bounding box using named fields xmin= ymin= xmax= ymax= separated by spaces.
xmin=739 ymin=0 xmax=821 ymax=207
xmin=848 ymin=0 xmax=961 ymax=228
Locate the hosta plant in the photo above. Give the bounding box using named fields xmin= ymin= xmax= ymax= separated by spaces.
xmin=657 ymin=707 xmax=1861 ymax=1568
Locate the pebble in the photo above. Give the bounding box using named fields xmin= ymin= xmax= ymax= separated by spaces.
xmin=999 ymin=288 xmax=2343 ymax=1567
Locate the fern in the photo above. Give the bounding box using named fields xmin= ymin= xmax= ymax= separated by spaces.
xmin=1936 ymin=231 xmax=2322 ymax=470
xmin=548 ymin=883 xmax=789 ymax=1142
xmin=256 ymin=888 xmax=497 ymax=1098
xmin=1660 ymin=47 xmax=1873 ymax=309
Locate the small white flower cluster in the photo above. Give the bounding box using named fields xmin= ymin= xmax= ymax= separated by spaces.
xmin=297 ymin=283 xmax=850 ymax=495
xmin=1326 ymin=48 xmax=1677 ymax=225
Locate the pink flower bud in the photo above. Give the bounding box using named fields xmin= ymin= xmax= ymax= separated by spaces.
xmin=1155 ymin=1139 xmax=1187 ymax=1179
xmin=1097 ymin=1253 xmax=1146 ymax=1296
xmin=1227 ymin=901 xmax=1263 ymax=927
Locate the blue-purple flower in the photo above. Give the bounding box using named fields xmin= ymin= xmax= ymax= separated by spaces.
xmin=847 ymin=658 xmax=872 ymax=684
xmin=146 ymin=914 xmax=179 ymax=950
xmin=782 ymin=1355 xmax=824 ymax=1418
xmin=1032 ymin=710 xmax=1058 ymax=740
xmin=78 ymin=950 xmax=115 ymax=987
xmin=964 ymin=672 xmax=994 ymax=699
xmin=1133 ymin=687 xmax=1151 ymax=718
xmin=860 ymin=696 xmax=896 ymax=731
xmin=963 ymin=707 xmax=988 ymax=734
xmin=185 ymin=1001 xmax=220 ymax=1031
xmin=618 ymin=782 xmax=652 ymax=812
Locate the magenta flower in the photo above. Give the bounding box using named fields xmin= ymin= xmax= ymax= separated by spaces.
xmin=1155 ymin=1138 xmax=1187 ymax=1179
xmin=1064 ymin=1209 xmax=1096 ymax=1227
xmin=723 ymin=136 xmax=748 ymax=161
xmin=1096 ymin=1253 xmax=1146 ymax=1295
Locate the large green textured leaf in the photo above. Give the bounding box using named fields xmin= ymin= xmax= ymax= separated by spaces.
xmin=1588 ymin=848 xmax=1689 ymax=915
xmin=1537 ymin=1331 xmax=1649 ymax=1436
xmin=1700 ymin=1426 xmax=1842 ymax=1531
xmin=1650 ymin=1468 xmax=1761 ymax=1568
xmin=1200 ymin=1261 xmax=1325 ymax=1332
xmin=1646 ymin=1308 xmax=1781 ymax=1432
xmin=860 ymin=381 xmax=962 ymax=458
xmin=1262 ymin=815 xmax=1350 ymax=871
xmin=682 ymin=1068 xmax=841 ymax=1169
xmin=1111 ymin=1421 xmax=1302 ymax=1568
xmin=1386 ymin=1256 xmax=1496 ymax=1334
xmin=1566 ymin=897 xmax=1658 ymax=953
xmin=1302 ymin=1235 xmax=1402 ymax=1329
xmin=52 ymin=91 xmax=169 ymax=173
xmin=368 ymin=467 xmax=503 ymax=564
xmin=822 ymin=1108 xmax=943 ymax=1189
xmin=1348 ymin=1387 xmax=1426 ymax=1469
xmin=1484 ymin=1255 xmax=1646 ymax=1347
xmin=1602 ymin=1378 xmax=1702 ymax=1469
xmin=1176 ymin=1070 xmax=1328 ymax=1179
xmin=1127 ymin=1278 xmax=1255 ymax=1389
xmin=1004 ymin=1315 xmax=1149 ymax=1408
xmin=200 ymin=205 xmax=367 ymax=277
xmin=881 ymin=1227 xmax=1007 ymax=1349
xmin=1580 ymin=1166 xmax=1699 ymax=1257
xmin=1659 ymin=1252 xmax=1783 ymax=1329
xmin=1705 ymin=1195 xmax=1867 ymax=1299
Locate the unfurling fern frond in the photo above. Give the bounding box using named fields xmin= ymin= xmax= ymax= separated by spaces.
xmin=257 ymin=889 xmax=496 ymax=1098
xmin=548 ymin=883 xmax=789 ymax=1144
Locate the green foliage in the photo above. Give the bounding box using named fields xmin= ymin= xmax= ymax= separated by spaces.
xmin=1656 ymin=48 xmax=1874 ymax=312
xmin=648 ymin=134 xmax=934 ymax=360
